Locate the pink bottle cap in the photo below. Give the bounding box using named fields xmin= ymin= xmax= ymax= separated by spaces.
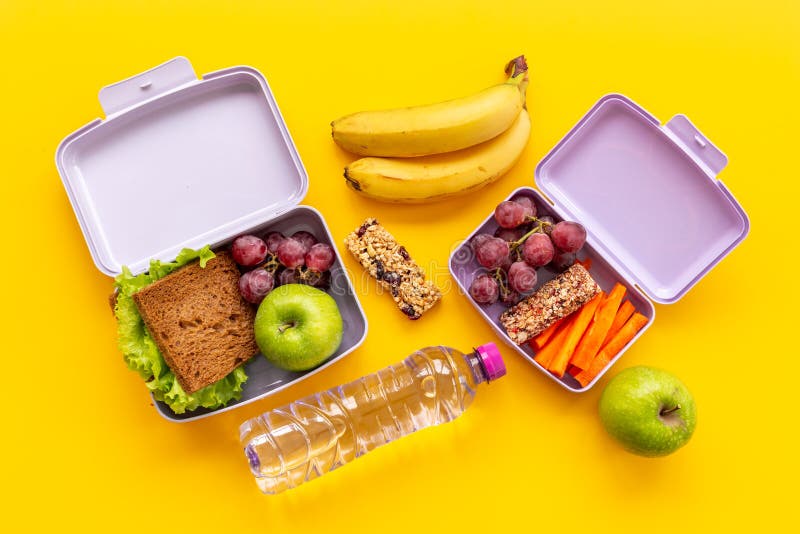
xmin=475 ymin=342 xmax=506 ymax=382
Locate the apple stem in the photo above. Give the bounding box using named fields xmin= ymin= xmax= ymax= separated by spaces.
xmin=660 ymin=404 xmax=681 ymax=416
xmin=277 ymin=322 xmax=295 ymax=334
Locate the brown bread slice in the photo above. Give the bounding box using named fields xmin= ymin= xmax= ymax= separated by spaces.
xmin=132 ymin=251 xmax=258 ymax=394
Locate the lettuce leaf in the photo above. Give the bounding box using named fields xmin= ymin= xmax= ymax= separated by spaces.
xmin=113 ymin=246 xmax=248 ymax=414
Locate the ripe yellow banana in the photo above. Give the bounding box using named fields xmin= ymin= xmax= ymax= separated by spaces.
xmin=331 ymin=56 xmax=528 ymax=157
xmin=344 ymin=109 xmax=530 ymax=203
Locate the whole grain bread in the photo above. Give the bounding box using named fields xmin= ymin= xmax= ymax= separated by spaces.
xmin=132 ymin=251 xmax=258 ymax=394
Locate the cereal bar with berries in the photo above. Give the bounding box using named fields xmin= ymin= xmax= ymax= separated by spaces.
xmin=500 ymin=263 xmax=600 ymax=344
xmin=344 ymin=218 xmax=441 ymax=319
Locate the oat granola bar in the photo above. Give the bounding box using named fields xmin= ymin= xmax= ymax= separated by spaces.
xmin=344 ymin=218 xmax=441 ymax=319
xmin=500 ymin=263 xmax=600 ymax=344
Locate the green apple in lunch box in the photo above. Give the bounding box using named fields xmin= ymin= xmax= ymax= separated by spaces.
xmin=599 ymin=366 xmax=697 ymax=457
xmin=254 ymin=284 xmax=343 ymax=371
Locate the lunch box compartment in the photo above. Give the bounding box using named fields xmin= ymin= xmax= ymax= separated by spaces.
xmin=450 ymin=94 xmax=749 ymax=391
xmin=56 ymin=57 xmax=368 ymax=421
xmin=156 ymin=205 xmax=367 ymax=421
xmin=450 ymin=187 xmax=654 ymax=391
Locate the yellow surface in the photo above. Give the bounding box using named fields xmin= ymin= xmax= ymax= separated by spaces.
xmin=1 ymin=1 xmax=797 ymax=532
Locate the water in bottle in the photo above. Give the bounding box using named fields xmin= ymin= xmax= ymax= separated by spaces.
xmin=240 ymin=342 xmax=506 ymax=494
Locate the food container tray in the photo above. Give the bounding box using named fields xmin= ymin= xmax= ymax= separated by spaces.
xmin=158 ymin=205 xmax=367 ymax=422
xmin=450 ymin=94 xmax=749 ymax=391
xmin=55 ymin=57 xmax=368 ymax=421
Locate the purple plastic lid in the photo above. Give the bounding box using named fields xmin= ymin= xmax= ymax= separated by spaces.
xmin=56 ymin=57 xmax=309 ymax=277
xmin=475 ymin=342 xmax=506 ymax=382
xmin=536 ymin=94 xmax=749 ymax=304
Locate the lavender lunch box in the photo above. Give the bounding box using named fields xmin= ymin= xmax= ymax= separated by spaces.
xmin=55 ymin=57 xmax=368 ymax=421
xmin=450 ymin=94 xmax=749 ymax=391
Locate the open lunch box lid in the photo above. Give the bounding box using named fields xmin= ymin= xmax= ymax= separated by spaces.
xmin=535 ymin=94 xmax=749 ymax=304
xmin=56 ymin=57 xmax=309 ymax=277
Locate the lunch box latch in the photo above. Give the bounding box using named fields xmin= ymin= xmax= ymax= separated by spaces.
xmin=663 ymin=114 xmax=728 ymax=178
xmin=99 ymin=57 xmax=198 ymax=118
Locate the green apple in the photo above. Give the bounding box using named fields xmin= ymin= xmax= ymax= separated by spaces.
xmin=598 ymin=366 xmax=697 ymax=457
xmin=254 ymin=284 xmax=343 ymax=371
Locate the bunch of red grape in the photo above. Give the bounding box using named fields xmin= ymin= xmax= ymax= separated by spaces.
xmin=230 ymin=231 xmax=336 ymax=304
xmin=468 ymin=195 xmax=587 ymax=306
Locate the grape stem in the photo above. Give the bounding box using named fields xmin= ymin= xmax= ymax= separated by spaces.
xmin=491 ymin=267 xmax=509 ymax=297
xmin=509 ymin=217 xmax=552 ymax=252
xmin=253 ymin=253 xmax=281 ymax=273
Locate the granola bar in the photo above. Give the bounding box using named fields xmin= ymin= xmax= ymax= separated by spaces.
xmin=500 ymin=263 xmax=600 ymax=344
xmin=344 ymin=218 xmax=441 ymax=320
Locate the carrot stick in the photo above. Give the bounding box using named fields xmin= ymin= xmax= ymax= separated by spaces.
xmin=600 ymin=300 xmax=635 ymax=350
xmin=599 ymin=312 xmax=649 ymax=359
xmin=574 ymin=357 xmax=606 ymax=388
xmin=571 ymin=283 xmax=626 ymax=370
xmin=577 ymin=257 xmax=593 ymax=270
xmin=531 ymin=317 xmax=566 ymax=350
xmin=547 ymin=293 xmax=604 ymax=377
xmin=533 ymin=313 xmax=577 ymax=369
xmin=574 ymin=312 xmax=649 ymax=386
xmin=567 ymin=365 xmax=582 ymax=378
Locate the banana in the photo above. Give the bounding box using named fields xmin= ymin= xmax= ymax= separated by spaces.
xmin=331 ymin=56 xmax=528 ymax=157
xmin=344 ymin=109 xmax=530 ymax=203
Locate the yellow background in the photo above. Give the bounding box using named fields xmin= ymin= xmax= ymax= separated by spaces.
xmin=1 ymin=1 xmax=797 ymax=532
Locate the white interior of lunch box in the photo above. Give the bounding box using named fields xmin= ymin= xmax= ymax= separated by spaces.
xmin=57 ymin=68 xmax=308 ymax=277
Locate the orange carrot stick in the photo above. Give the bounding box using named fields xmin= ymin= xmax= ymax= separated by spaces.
xmin=547 ymin=293 xmax=604 ymax=377
xmin=574 ymin=357 xmax=606 ymax=388
xmin=571 ymin=283 xmax=626 ymax=370
xmin=531 ymin=317 xmax=566 ymax=350
xmin=599 ymin=312 xmax=649 ymax=359
xmin=533 ymin=313 xmax=577 ymax=369
xmin=577 ymin=257 xmax=593 ymax=270
xmin=600 ymin=300 xmax=635 ymax=350
xmin=574 ymin=312 xmax=649 ymax=386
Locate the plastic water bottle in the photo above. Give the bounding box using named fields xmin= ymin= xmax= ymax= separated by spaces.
xmin=240 ymin=343 xmax=506 ymax=494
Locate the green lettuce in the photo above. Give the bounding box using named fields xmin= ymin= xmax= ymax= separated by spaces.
xmin=114 ymin=246 xmax=248 ymax=414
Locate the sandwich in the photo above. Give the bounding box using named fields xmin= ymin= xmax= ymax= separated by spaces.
xmin=113 ymin=246 xmax=258 ymax=414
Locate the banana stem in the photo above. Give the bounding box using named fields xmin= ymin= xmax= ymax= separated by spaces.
xmin=504 ymin=55 xmax=529 ymax=107
xmin=505 ymin=55 xmax=528 ymax=79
